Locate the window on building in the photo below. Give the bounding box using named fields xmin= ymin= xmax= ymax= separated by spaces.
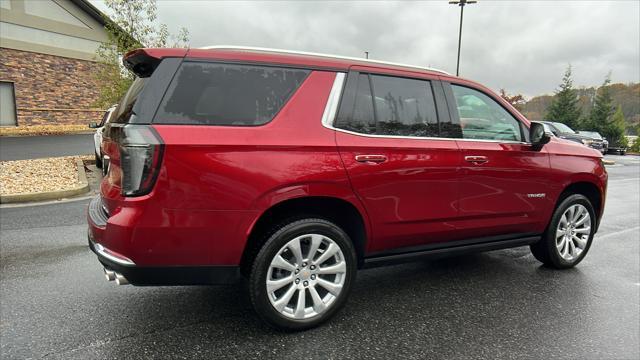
xmin=0 ymin=82 xmax=17 ymax=127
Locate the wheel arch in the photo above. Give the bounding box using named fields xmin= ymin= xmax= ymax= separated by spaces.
xmin=556 ymin=180 xmax=604 ymax=231
xmin=240 ymin=196 xmax=369 ymax=276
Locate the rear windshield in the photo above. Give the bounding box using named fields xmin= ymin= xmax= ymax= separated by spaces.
xmin=551 ymin=122 xmax=575 ymax=134
xmin=112 ymin=78 xmax=148 ymax=123
xmin=153 ymin=62 xmax=309 ymax=126
xmin=579 ymin=131 xmax=602 ymax=139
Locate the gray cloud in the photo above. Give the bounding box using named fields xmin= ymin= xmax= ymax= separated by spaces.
xmin=92 ymin=0 xmax=640 ymax=97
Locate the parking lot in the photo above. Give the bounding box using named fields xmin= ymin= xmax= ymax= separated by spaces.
xmin=0 ymin=155 xmax=638 ymax=359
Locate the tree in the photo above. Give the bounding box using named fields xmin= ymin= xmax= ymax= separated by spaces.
xmin=544 ymin=65 xmax=581 ymax=129
xmin=499 ymin=89 xmax=526 ymax=111
xmin=604 ymin=105 xmax=628 ymax=148
xmin=582 ymin=75 xmax=632 ymax=148
xmin=629 ymin=123 xmax=640 ymax=152
xmin=93 ymin=0 xmax=189 ymax=108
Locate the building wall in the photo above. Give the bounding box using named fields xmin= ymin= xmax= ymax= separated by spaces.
xmin=0 ymin=47 xmax=103 ymax=125
xmin=0 ymin=0 xmax=111 ymax=126
xmin=0 ymin=0 xmax=108 ymax=61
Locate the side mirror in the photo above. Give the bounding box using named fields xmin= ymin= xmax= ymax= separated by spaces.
xmin=88 ymin=122 xmax=98 ymax=129
xmin=530 ymin=122 xmax=551 ymax=149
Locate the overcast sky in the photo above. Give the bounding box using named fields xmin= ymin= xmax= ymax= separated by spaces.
xmin=91 ymin=0 xmax=640 ymax=98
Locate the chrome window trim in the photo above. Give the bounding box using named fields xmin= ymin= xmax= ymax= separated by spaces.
xmin=320 ymin=73 xmax=530 ymax=145
xmin=321 ymin=72 xmax=346 ymax=127
xmin=199 ymin=45 xmax=450 ymax=75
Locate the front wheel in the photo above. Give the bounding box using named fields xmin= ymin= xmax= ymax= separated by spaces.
xmin=249 ymin=218 xmax=357 ymax=331
xmin=530 ymin=194 xmax=596 ymax=269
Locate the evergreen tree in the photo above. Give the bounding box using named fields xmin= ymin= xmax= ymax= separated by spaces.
xmin=584 ymin=76 xmax=616 ymax=135
xmin=604 ymin=105 xmax=628 ymax=147
xmin=544 ymin=65 xmax=581 ymax=129
xmin=629 ymin=123 xmax=640 ymax=152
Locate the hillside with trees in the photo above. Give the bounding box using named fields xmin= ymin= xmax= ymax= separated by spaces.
xmin=516 ymin=78 xmax=640 ymax=136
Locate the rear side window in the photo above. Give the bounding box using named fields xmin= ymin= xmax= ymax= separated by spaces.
xmin=336 ymin=74 xmax=376 ymax=134
xmin=371 ymin=74 xmax=438 ymax=137
xmin=154 ymin=62 xmax=309 ymax=126
xmin=335 ymin=73 xmax=439 ymax=137
xmin=112 ymin=78 xmax=148 ymax=124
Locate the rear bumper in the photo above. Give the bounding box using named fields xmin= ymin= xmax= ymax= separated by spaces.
xmin=88 ymin=234 xmax=241 ymax=285
xmin=87 ymin=195 xmax=241 ymax=285
xmin=87 ymin=195 xmax=255 ymax=266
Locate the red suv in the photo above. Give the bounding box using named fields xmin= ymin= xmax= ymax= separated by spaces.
xmin=88 ymin=46 xmax=607 ymax=330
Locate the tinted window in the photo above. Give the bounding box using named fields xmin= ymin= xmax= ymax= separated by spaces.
xmin=550 ymin=122 xmax=575 ymax=134
xmin=371 ymin=75 xmax=438 ymax=137
xmin=335 ymin=73 xmax=439 ymax=137
xmin=335 ymin=74 xmax=375 ymax=134
xmin=451 ymin=85 xmax=522 ymax=142
xmin=154 ymin=62 xmax=309 ymax=126
xmin=112 ymin=78 xmax=147 ymax=123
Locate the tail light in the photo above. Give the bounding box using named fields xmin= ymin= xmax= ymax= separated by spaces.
xmin=117 ymin=125 xmax=164 ymax=197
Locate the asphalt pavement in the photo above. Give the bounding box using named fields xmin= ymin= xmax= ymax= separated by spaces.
xmin=0 ymin=134 xmax=94 ymax=161
xmin=0 ymin=155 xmax=638 ymax=359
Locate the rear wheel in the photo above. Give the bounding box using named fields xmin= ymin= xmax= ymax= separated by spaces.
xmin=530 ymin=194 xmax=596 ymax=269
xmin=248 ymin=218 xmax=356 ymax=331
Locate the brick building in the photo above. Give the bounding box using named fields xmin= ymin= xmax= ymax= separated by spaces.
xmin=0 ymin=0 xmax=110 ymax=127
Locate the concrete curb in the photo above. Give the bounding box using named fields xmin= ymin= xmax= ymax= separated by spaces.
xmin=0 ymin=160 xmax=90 ymax=204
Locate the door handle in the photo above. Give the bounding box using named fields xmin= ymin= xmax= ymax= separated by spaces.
xmin=465 ymin=155 xmax=489 ymax=164
xmin=355 ymin=154 xmax=387 ymax=164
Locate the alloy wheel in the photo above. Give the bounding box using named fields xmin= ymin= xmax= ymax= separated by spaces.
xmin=266 ymin=234 xmax=347 ymax=320
xmin=555 ymin=204 xmax=592 ymax=261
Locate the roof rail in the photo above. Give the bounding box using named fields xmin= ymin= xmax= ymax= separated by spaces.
xmin=198 ymin=45 xmax=451 ymax=75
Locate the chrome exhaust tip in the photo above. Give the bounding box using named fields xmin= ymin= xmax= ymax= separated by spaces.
xmin=104 ymin=268 xmax=116 ymax=281
xmin=115 ymin=273 xmax=129 ymax=285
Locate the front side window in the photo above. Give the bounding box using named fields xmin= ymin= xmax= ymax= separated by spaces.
xmin=335 ymin=73 xmax=439 ymax=137
xmin=451 ymin=85 xmax=522 ymax=142
xmin=154 ymin=62 xmax=309 ymax=126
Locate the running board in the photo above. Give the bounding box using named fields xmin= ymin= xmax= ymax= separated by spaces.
xmin=363 ymin=236 xmax=540 ymax=268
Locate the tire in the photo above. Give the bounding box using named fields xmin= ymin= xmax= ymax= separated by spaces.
xmin=530 ymin=194 xmax=596 ymax=269
xmin=620 ymin=151 xmax=626 ymax=156
xmin=249 ymin=218 xmax=357 ymax=331
xmin=95 ymin=151 xmax=103 ymax=168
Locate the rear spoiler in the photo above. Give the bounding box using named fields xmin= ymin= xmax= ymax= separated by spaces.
xmin=123 ymin=48 xmax=187 ymax=77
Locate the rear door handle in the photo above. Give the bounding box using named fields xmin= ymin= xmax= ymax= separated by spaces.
xmin=355 ymin=154 xmax=387 ymax=164
xmin=465 ymin=155 xmax=489 ymax=164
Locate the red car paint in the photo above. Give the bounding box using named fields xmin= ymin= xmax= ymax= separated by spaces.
xmin=88 ymin=48 xmax=607 ymax=276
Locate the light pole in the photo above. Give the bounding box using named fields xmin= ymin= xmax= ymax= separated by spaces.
xmin=449 ymin=0 xmax=477 ymax=76
xmin=365 ymin=51 xmax=369 ymax=59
